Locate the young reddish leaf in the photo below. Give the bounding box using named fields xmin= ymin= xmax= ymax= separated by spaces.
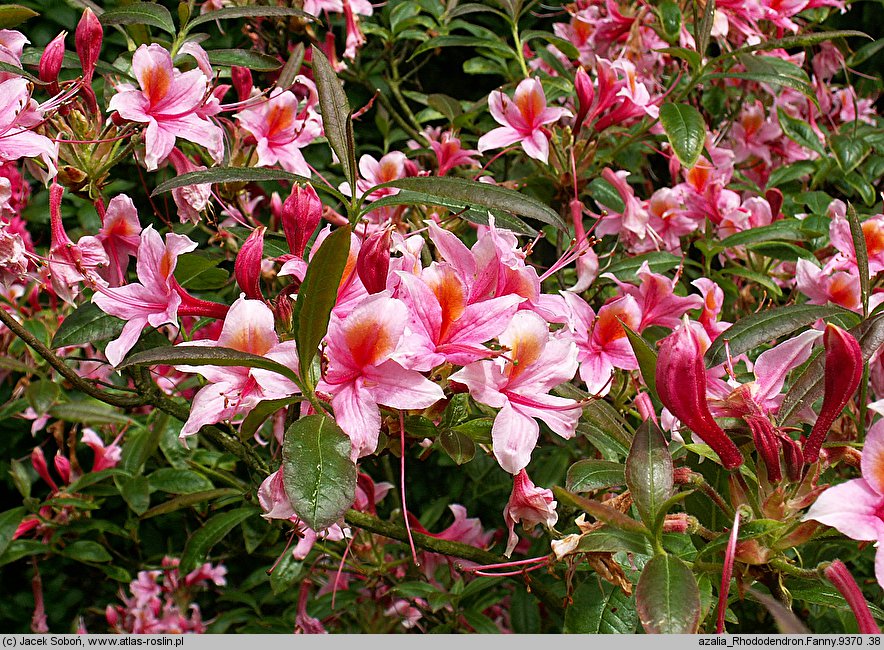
xmin=282 ymin=414 xmax=357 ymax=531
xmin=636 ymin=554 xmax=701 ymax=634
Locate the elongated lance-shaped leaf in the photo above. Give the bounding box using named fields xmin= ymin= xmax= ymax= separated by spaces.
xmin=119 ymin=345 xmax=302 ymax=385
xmin=566 ymin=460 xmax=626 ymax=493
xmin=779 ymin=313 xmax=884 ymax=425
xmin=292 ymin=226 xmax=352 ymax=387
xmin=720 ymin=30 xmax=869 ymax=60
xmin=635 ymin=555 xmax=701 ymax=634
xmin=311 ymin=45 xmax=357 ymax=191
xmin=704 ymin=304 xmax=850 ymax=368
xmin=180 ymin=508 xmax=255 ymax=573
xmin=621 ymin=321 xmax=659 ymax=402
xmin=0 ymin=5 xmax=37 ymax=30
xmin=625 ymin=420 xmax=674 ymax=529
xmin=847 ymin=203 xmax=870 ymax=317
xmin=283 ymin=414 xmax=357 ymax=531
xmin=659 ymin=103 xmax=706 ymax=168
xmin=185 ymin=5 xmax=318 ymax=31
xmin=99 ymin=3 xmax=175 ymax=34
xmin=151 ymin=167 xmax=313 ymax=196
xmin=366 ymin=176 xmax=567 ymax=231
xmin=52 ymin=303 xmax=125 ymax=349
xmin=693 ymin=0 xmax=715 ymax=57
xmin=0 ymin=507 xmax=26 ymax=559
xmin=777 ymin=107 xmax=826 ymax=157
xmin=204 ymin=49 xmax=282 ymax=71
xmin=552 ymin=486 xmax=649 ymax=535
xmin=564 ymin=579 xmax=637 ymax=634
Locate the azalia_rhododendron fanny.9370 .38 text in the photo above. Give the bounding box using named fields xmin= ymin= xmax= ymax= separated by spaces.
xmin=2 ymin=0 xmax=884 ymax=636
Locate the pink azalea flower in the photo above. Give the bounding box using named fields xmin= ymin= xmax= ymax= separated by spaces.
xmin=341 ymin=151 xmax=411 ymax=201
xmin=828 ymin=213 xmax=884 ymax=277
xmin=0 ymin=30 xmax=28 ymax=82
xmin=175 ymin=296 xmax=299 ymax=439
xmin=236 ymin=86 xmax=322 ymax=176
xmin=602 ymin=262 xmax=704 ymax=331
xmin=478 ymin=78 xmax=570 ymax=164
xmin=95 ymin=194 xmax=141 ymax=287
xmin=0 ymin=78 xmax=57 ymax=177
xmin=804 ymin=417 xmax=884 ymax=589
xmin=429 ymin=131 xmax=480 ymax=176
xmin=317 ymin=293 xmax=445 ymax=459
xmin=450 ymin=311 xmax=580 ymax=474
xmin=594 ymin=168 xmax=650 ymax=241
xmin=795 ymin=259 xmax=870 ymax=313
xmin=167 ymin=148 xmax=211 ymax=224
xmin=81 ymin=428 xmax=123 ymax=473
xmin=108 ymin=44 xmax=224 ymax=171
xmin=504 ymin=469 xmax=558 ymax=557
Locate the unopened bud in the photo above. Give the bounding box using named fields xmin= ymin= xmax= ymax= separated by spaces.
xmin=803 ymin=323 xmax=863 ymax=465
xmin=39 ymin=32 xmax=66 ymax=95
xmin=282 ymin=183 xmax=322 ymax=258
xmin=656 ymin=319 xmax=743 ymax=469
xmin=662 ymin=512 xmax=689 ymax=534
xmin=75 ymin=8 xmax=102 ymax=82
xmin=573 ymin=67 xmax=594 ymax=131
xmin=673 ymin=467 xmax=692 ymax=484
xmin=31 ymin=448 xmax=58 ymax=493
xmin=274 ymin=294 xmax=294 ymax=338
xmin=745 ymin=414 xmax=781 ymax=483
xmin=356 ymin=228 xmax=392 ymax=294
xmin=234 ymin=226 xmax=265 ymax=300
xmin=231 ymin=66 xmax=253 ymax=102
xmin=824 ymin=561 xmax=881 ymax=634
xmin=53 ymin=453 xmax=71 ymax=485
xmin=779 ymin=434 xmax=803 ymax=483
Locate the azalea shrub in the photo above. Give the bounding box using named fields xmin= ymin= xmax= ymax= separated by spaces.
xmin=2 ymin=0 xmax=884 ymax=636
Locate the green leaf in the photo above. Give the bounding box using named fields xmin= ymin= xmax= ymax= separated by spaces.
xmin=99 ymin=3 xmax=176 ymax=34
xmin=270 ymin=552 xmax=304 ymax=595
xmin=140 ymin=488 xmax=241 ymax=520
xmin=588 ymin=175 xmax=625 ymax=213
xmin=240 ymin=397 xmax=301 ymax=441
xmin=49 ymin=400 xmax=133 ymax=426
xmin=26 ymin=380 xmax=59 ymax=415
xmin=520 ymin=30 xmax=580 ymax=60
xmin=0 ymin=5 xmax=37 ymax=29
xmin=706 ymin=55 xmax=815 ymax=101
xmin=204 ymin=49 xmax=282 ymax=72
xmin=120 ymin=476 xmax=150 ymax=515
xmin=439 ymin=429 xmax=476 ymax=464
xmin=659 ymin=103 xmax=706 ymax=168
xmin=847 ymin=37 xmax=884 ymax=67
xmin=635 ymin=554 xmax=701 ymax=634
xmin=625 ymin=420 xmax=674 ymax=529
xmin=564 ymin=579 xmax=637 ymax=634
xmin=576 ymin=528 xmax=653 ymax=555
xmin=579 ymin=398 xmax=634 ymax=460
xmin=831 ymin=134 xmax=871 ymax=175
xmin=731 ymin=30 xmax=869 ymax=58
xmin=368 ymin=176 xmax=566 ymax=231
xmin=181 ymin=508 xmax=255 ymax=574
xmin=693 ymin=0 xmax=715 ymax=57
xmin=0 ymin=539 xmax=44 ymax=567
xmin=602 ymin=252 xmax=680 ymax=282
xmin=119 ymin=345 xmax=301 ymax=385
xmin=621 ymin=323 xmax=659 ymax=401
xmin=656 ymin=47 xmax=702 ymax=71
xmin=410 ymin=35 xmax=513 ymax=60
xmin=553 ymin=487 xmax=648 ymax=534
xmin=152 ymin=167 xmax=313 ymax=196
xmin=566 ymin=459 xmax=626 ymax=492
xmin=510 ymin=587 xmax=541 ymax=633
xmin=0 ymin=507 xmax=26 ymax=559
xmin=185 ymin=5 xmax=317 ymax=30
xmin=777 ymin=107 xmax=825 ymax=157
xmin=847 ymin=203 xmax=870 ymax=316
xmin=293 ymin=227 xmax=351 ymax=383
xmin=148 ymin=468 xmax=214 ymax=494
xmin=173 ymin=253 xmax=228 ymax=290
xmin=746 ymin=240 xmax=818 ymax=263
xmin=718 ymin=220 xmax=809 ymax=248
xmin=720 ymin=267 xmax=783 ymax=298
xmin=311 ymin=45 xmax=356 ymax=190
xmin=704 ymin=304 xmax=849 ymax=368
xmin=52 ymin=302 xmax=125 ymax=349
xmin=657 ymin=0 xmax=681 ymax=42
xmin=767 ymin=160 xmax=817 ymax=188
xmin=282 ymin=414 xmax=357 ymax=530
xmin=61 ymin=540 xmax=113 ymax=563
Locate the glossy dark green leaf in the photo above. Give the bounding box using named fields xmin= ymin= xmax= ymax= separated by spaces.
xmin=693 ymin=0 xmax=715 ymax=56
xmin=0 ymin=5 xmax=37 ymax=29
xmin=186 ymin=5 xmax=317 ymax=30
xmin=439 ymin=429 xmax=476 ymax=464
xmin=847 ymin=38 xmax=884 ymax=67
xmin=831 ymin=134 xmax=871 ymax=175
xmin=369 ymin=176 xmax=566 ymax=231
xmin=625 ymin=420 xmax=674 ymax=528
xmin=293 ymin=226 xmax=351 ymax=382
xmin=240 ymin=397 xmax=301 ymax=441
xmin=576 ymin=528 xmax=653 ymax=555
xmin=205 ymin=49 xmax=281 ymax=71
xmin=658 ymin=1 xmax=681 ymax=42
xmin=148 ymin=468 xmax=214 ymax=494
xmin=120 ymin=476 xmax=150 ymax=515
xmin=655 ymin=47 xmax=702 ymax=71
xmin=52 ymin=302 xmax=125 ymax=349
xmin=588 ymin=175 xmax=625 ymax=213
xmin=621 ymin=322 xmax=659 ymax=401
xmin=0 ymin=507 xmax=26 ymax=559
xmin=26 ymin=380 xmax=59 ymax=415
xmin=311 ymin=45 xmax=356 ymax=189
xmin=520 ymin=31 xmax=580 ymax=60
xmin=730 ymin=30 xmax=869 ymax=58
xmin=180 ymin=508 xmax=255 ymax=574
xmin=718 ymin=220 xmax=808 ymax=248
xmin=0 ymin=540 xmax=44 ymax=567
xmin=140 ymin=488 xmax=241 ymax=520
xmin=746 ymin=240 xmax=818 ymax=262
xmin=602 ymin=252 xmax=680 ymax=282
xmin=565 ymin=459 xmax=626 ymax=492
xmin=564 ymin=579 xmax=637 ymax=634
xmin=410 ymin=35 xmax=513 ymax=60
xmin=152 ymin=167 xmax=313 ymax=196
xmin=270 ymin=552 xmax=304 ymax=595
xmin=99 ymin=3 xmax=175 ymax=34
xmin=659 ymin=103 xmax=706 ymax=168
xmin=553 ymin=487 xmax=648 ymax=534
xmin=707 ymin=55 xmax=814 ymax=101
xmin=119 ymin=345 xmax=301 ymax=385
xmin=0 ymin=61 xmax=42 ymax=85
xmin=49 ymin=401 xmax=133 ymax=426
xmin=720 ymin=267 xmax=783 ymax=298
xmin=635 ymin=554 xmax=701 ymax=634
xmin=777 ymin=107 xmax=825 ymax=157
xmin=282 ymin=414 xmax=357 ymax=530
xmin=704 ymin=304 xmax=849 ymax=368
xmin=847 ymin=203 xmax=870 ymax=316
xmin=61 ymin=540 xmax=113 ymax=564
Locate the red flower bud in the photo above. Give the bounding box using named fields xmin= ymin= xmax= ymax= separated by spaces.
xmin=53 ymin=453 xmax=71 ymax=485
xmin=656 ymin=321 xmax=744 ymax=469
xmin=573 ymin=67 xmax=594 ymax=132
xmin=662 ymin=512 xmax=689 ymax=534
xmin=356 ymin=228 xmax=391 ymax=294
xmin=75 ymin=8 xmax=102 ymax=82
xmin=803 ymin=323 xmax=863 ymax=464
xmin=824 ymin=560 xmax=881 ymax=634
xmin=282 ymin=183 xmax=322 ymax=258
xmin=745 ymin=414 xmax=781 ymax=483
xmin=231 ymin=66 xmax=253 ymax=102
xmin=39 ymin=32 xmax=66 ymax=95
xmin=31 ymin=448 xmax=58 ymax=493
xmin=234 ymin=226 xmax=266 ymax=300
xmin=779 ymin=434 xmax=803 ymax=483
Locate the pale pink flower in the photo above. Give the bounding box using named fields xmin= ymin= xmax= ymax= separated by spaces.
xmin=175 ymin=296 xmax=299 ymax=439
xmin=504 ymin=469 xmax=558 ymax=556
xmin=108 ymin=44 xmax=224 ymax=170
xmin=236 ymin=86 xmax=322 ymax=176
xmin=594 ymin=168 xmax=649 ymax=241
xmin=612 ymin=59 xmax=659 ymax=119
xmin=95 ymin=194 xmax=141 ymax=287
xmin=81 ymin=428 xmax=123 ymax=473
xmin=0 ymin=30 xmax=28 ymax=82
xmin=341 ymin=151 xmax=410 ymax=201
xmin=429 ymin=131 xmax=480 ymax=176
xmin=602 ymin=262 xmax=704 ymax=331
xmin=478 ymin=78 xmax=570 ymax=164
xmin=317 ymin=293 xmax=444 ymax=459
xmin=0 ymin=78 xmax=58 ymax=177
xmin=730 ymin=101 xmax=783 ymax=166
xmin=450 ymin=311 xmax=580 ymax=474
xmin=167 ymin=148 xmax=211 ymax=224
xmin=0 ymin=217 xmax=27 ymax=286
xmin=804 ymin=417 xmax=884 ymax=589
